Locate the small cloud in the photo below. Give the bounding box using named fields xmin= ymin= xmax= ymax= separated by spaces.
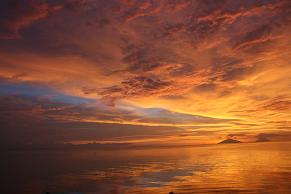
xmin=255 ymin=133 xmax=280 ymax=143
xmin=256 ymin=136 xmax=270 ymax=142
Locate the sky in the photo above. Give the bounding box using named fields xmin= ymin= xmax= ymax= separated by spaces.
xmin=0 ymin=0 xmax=291 ymax=146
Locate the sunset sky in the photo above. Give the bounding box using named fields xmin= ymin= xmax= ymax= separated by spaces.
xmin=0 ymin=0 xmax=290 ymax=146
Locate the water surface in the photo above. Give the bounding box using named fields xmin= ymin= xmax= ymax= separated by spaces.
xmin=1 ymin=142 xmax=291 ymax=194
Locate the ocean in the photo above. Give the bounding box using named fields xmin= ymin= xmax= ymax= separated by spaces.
xmin=1 ymin=142 xmax=291 ymax=194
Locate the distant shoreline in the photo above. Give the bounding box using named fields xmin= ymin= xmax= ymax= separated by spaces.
xmin=0 ymin=141 xmax=288 ymax=152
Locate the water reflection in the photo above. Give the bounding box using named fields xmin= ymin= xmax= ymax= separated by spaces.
xmin=1 ymin=142 xmax=291 ymax=194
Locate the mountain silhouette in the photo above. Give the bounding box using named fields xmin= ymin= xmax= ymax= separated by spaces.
xmin=218 ymin=138 xmax=242 ymax=144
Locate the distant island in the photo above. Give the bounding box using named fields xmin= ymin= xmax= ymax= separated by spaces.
xmin=218 ymin=138 xmax=242 ymax=144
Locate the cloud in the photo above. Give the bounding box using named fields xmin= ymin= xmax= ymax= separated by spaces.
xmin=260 ymin=98 xmax=291 ymax=111
xmin=0 ymin=0 xmax=63 ymax=39
xmin=0 ymin=0 xmax=291 ymax=145
xmin=0 ymin=93 xmax=188 ymax=145
xmin=254 ymin=133 xmax=287 ymax=142
xmin=255 ymin=135 xmax=270 ymax=142
xmin=232 ymin=25 xmax=282 ymax=51
xmin=99 ymin=76 xmax=172 ymax=100
xmin=0 ymin=79 xmax=231 ymax=127
xmin=132 ymin=107 xmax=234 ymax=125
xmin=0 ymin=79 xmax=237 ymax=146
xmin=121 ymin=1 xmax=160 ymax=22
